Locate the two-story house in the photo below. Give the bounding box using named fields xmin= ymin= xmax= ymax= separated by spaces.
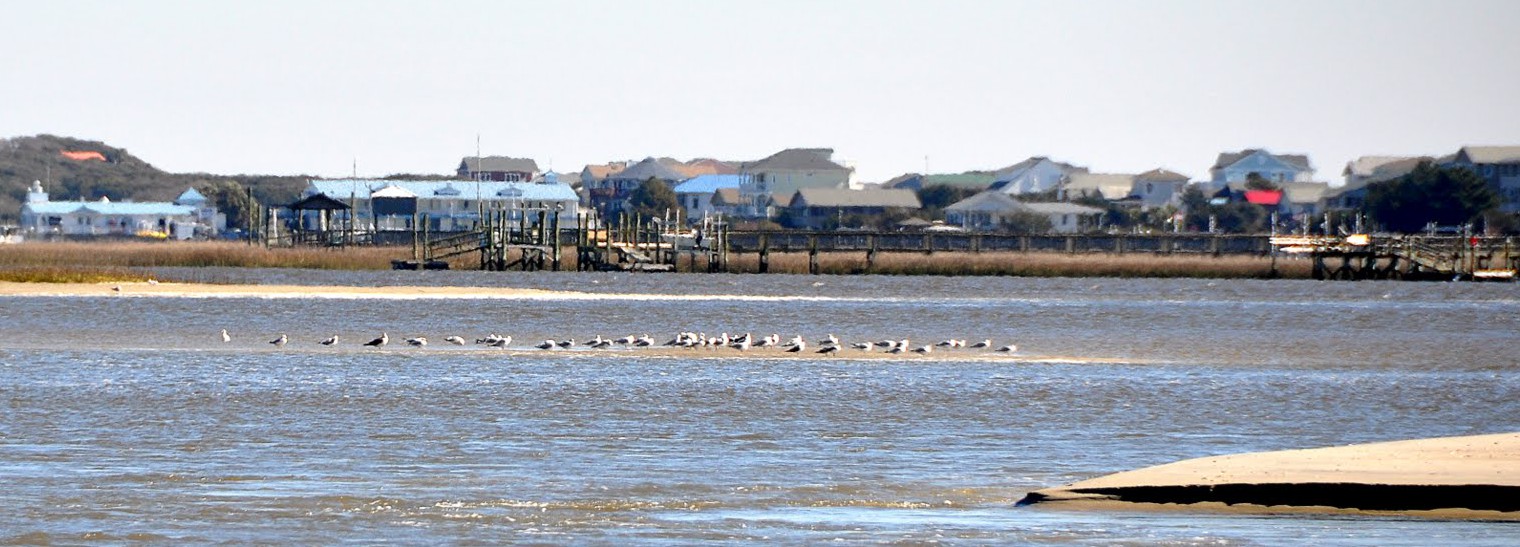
xmin=458 ymin=156 xmax=540 ymax=182
xmin=735 ymin=148 xmax=852 ymax=218
xmin=1209 ymin=149 xmax=1315 ymax=189
xmin=1445 ymin=146 xmax=1520 ymax=214
xmin=987 ymin=156 xmax=1088 ymax=196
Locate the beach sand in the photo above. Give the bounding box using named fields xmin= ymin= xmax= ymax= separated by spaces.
xmin=1020 ymin=432 xmax=1520 ymax=520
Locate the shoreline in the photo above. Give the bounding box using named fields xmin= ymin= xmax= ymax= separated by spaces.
xmin=1019 ymin=432 xmax=1520 ymax=520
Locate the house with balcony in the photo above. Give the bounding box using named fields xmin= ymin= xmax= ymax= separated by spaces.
xmin=735 ymin=148 xmax=853 ymax=218
xmin=1208 ymin=149 xmax=1314 ymax=189
xmin=301 ymin=179 xmax=578 ymax=232
xmin=1445 ymin=146 xmax=1520 ymax=213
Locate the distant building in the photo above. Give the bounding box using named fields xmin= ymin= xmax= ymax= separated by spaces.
xmin=458 ymin=156 xmax=540 ymax=182
xmin=1064 ymin=174 xmax=1138 ymax=202
xmin=1209 ymin=149 xmax=1314 ymax=186
xmin=586 ymin=157 xmax=688 ymax=216
xmin=1326 ymin=156 xmax=1428 ymax=210
xmin=736 ymin=148 xmax=853 ymax=218
xmin=1445 ymin=146 xmax=1520 ymax=214
xmin=672 ymin=174 xmax=748 ymax=221
xmin=302 ymin=179 xmax=578 ymax=232
xmin=19 ymin=181 xmax=217 ymax=239
xmin=987 ymin=157 xmax=1088 ymax=196
xmin=784 ymin=188 xmax=920 ymax=229
xmin=882 ymin=173 xmax=997 ymax=192
xmin=944 ymin=191 xmax=1103 ymax=233
xmin=1133 ymin=168 xmax=1191 ymax=209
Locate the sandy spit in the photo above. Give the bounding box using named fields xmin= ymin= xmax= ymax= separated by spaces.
xmin=1023 ymin=432 xmax=1520 ymax=520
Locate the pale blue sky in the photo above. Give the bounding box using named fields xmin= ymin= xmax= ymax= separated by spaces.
xmin=3 ymin=0 xmax=1516 ymax=183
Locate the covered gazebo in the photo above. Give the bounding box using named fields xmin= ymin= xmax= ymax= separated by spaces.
xmin=287 ymin=193 xmax=353 ymax=245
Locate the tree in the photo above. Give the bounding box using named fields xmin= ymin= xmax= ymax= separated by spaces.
xmin=916 ymin=184 xmax=979 ymax=219
xmin=1244 ymin=172 xmax=1278 ymax=191
xmin=626 ymin=177 xmax=679 ymax=220
xmin=198 ymin=179 xmax=257 ymax=232
xmin=1363 ymin=162 xmax=1498 ymax=233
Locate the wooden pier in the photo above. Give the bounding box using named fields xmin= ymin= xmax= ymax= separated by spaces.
xmin=1271 ymin=234 xmax=1519 ymax=281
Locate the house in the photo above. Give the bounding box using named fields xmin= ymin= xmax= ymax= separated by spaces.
xmin=986 ymin=157 xmax=1088 ymax=195
xmin=19 ymin=180 xmax=215 ymax=239
xmin=883 ymin=172 xmax=997 ymax=192
xmin=1445 ymin=146 xmax=1520 ymax=213
xmin=672 ymin=174 xmax=748 ymax=221
xmin=709 ymin=188 xmax=744 ymax=219
xmin=580 ymin=161 xmax=627 ymax=190
xmin=944 ymin=191 xmax=1103 ymax=233
xmin=586 ymin=157 xmax=687 ymax=216
xmin=1133 ymin=168 xmax=1191 ymax=209
xmin=1278 ymin=182 xmax=1330 ymax=217
xmin=1209 ymin=149 xmax=1314 ymax=186
xmin=736 ymin=148 xmax=853 ymax=217
xmin=1064 ymin=174 xmax=1138 ymax=201
xmin=458 ymin=156 xmax=540 ymax=182
xmin=784 ymin=188 xmax=920 ymax=229
xmin=1325 ymin=156 xmax=1428 ymax=210
xmin=302 ymin=179 xmax=578 ymax=232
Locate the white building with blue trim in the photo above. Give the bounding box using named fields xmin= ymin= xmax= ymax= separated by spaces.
xmin=301 ymin=179 xmax=581 ymax=232
xmin=19 ymin=181 xmax=220 ymax=239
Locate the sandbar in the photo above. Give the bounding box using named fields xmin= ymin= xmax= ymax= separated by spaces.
xmin=1020 ymin=432 xmax=1520 ymax=520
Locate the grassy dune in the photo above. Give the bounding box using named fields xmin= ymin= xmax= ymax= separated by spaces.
xmin=0 ymin=241 xmax=402 ymax=274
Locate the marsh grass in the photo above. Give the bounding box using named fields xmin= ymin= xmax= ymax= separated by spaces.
xmin=0 ymin=241 xmax=403 ymax=270
xmin=0 ymin=265 xmax=161 ymax=283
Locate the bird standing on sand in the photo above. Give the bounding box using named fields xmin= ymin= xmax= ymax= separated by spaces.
xmin=269 ymin=334 xmax=287 ymax=347
xmin=406 ymin=337 xmax=428 ymax=347
xmin=364 ymin=333 xmax=389 ymax=348
xmin=536 ymin=340 xmax=557 ymax=350
xmin=320 ymin=335 xmax=339 ymax=346
xmin=912 ymin=345 xmax=933 ymax=354
xmin=816 ymin=345 xmax=839 ymax=355
xmin=970 ymin=339 xmax=992 ymax=349
xmin=786 ymin=341 xmax=806 ymax=353
xmin=487 ymin=336 xmax=512 ymax=348
xmin=220 ymin=329 xmax=231 ymax=343
xmin=851 ymin=342 xmax=873 ymax=351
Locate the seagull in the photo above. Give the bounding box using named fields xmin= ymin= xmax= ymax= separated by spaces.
xmin=786 ymin=335 xmax=805 ymax=347
xmin=936 ymin=339 xmax=956 ymax=347
xmin=732 ymin=336 xmax=752 ymax=351
xmin=220 ymin=329 xmax=231 ymax=343
xmin=816 ymin=345 xmax=839 ymax=355
xmin=615 ymin=334 xmax=637 ymax=345
xmin=851 ymin=341 xmax=873 ymax=351
xmin=557 ymin=339 xmax=575 ymax=348
xmin=634 ymin=334 xmax=654 ymax=347
xmin=970 ymin=339 xmax=992 ymax=349
xmin=363 ymin=332 xmax=388 ymax=348
xmin=995 ymin=344 xmax=1018 ymax=353
xmin=912 ymin=345 xmax=933 ymax=354
xmin=269 ymin=334 xmax=287 ymax=347
xmin=818 ymin=334 xmax=839 ymax=346
xmin=536 ymin=340 xmax=558 ymax=350
xmin=406 ymin=337 xmax=428 ymax=347
xmin=887 ymin=345 xmax=906 ymax=354
xmin=444 ymin=336 xmax=466 ymax=345
xmin=111 ymin=285 xmax=121 ymax=293
xmin=320 ymin=335 xmax=339 ymax=346
xmin=487 ymin=336 xmax=512 ymax=348
xmin=785 ymin=341 xmax=806 ymax=353
xmin=589 ymin=335 xmax=607 ymax=347
xmin=477 ymin=333 xmax=506 ymax=345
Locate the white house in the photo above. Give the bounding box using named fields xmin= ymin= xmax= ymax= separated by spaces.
xmin=987 ymin=156 xmax=1088 ymax=195
xmin=19 ymin=180 xmax=214 ymax=239
xmin=1133 ymin=168 xmax=1191 ymax=209
xmin=1209 ymin=149 xmax=1314 ymax=186
xmin=944 ymin=191 xmax=1104 ymax=233
xmin=302 ymin=179 xmax=580 ymax=232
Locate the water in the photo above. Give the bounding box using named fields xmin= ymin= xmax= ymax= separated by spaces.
xmin=2 ymin=271 xmax=1518 ymax=544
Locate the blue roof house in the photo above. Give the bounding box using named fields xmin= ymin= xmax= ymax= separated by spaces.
xmin=19 ymin=180 xmax=215 ymax=239
xmin=672 ymin=174 xmax=748 ymax=222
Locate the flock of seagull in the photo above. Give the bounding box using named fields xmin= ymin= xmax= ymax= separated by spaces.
xmin=220 ymin=329 xmax=1018 ymax=355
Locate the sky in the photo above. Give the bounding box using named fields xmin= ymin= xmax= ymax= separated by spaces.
xmin=3 ymin=0 xmax=1517 ymax=184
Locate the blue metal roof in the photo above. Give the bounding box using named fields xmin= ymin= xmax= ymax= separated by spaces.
xmin=175 ymin=187 xmax=208 ymax=205
xmin=25 ymin=200 xmax=195 ymax=216
xmin=672 ymin=174 xmax=747 ymax=195
xmin=307 ymin=179 xmax=578 ymax=202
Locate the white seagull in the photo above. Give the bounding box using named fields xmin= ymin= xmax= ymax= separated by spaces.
xmin=444 ymin=336 xmax=467 ymax=345
xmin=320 ymin=335 xmax=339 ymax=346
xmin=785 ymin=341 xmax=806 ymax=353
xmin=220 ymin=329 xmax=231 ymax=343
xmin=995 ymin=344 xmax=1018 ymax=353
xmin=364 ymin=333 xmax=388 ymax=348
xmin=488 ymin=336 xmax=512 ymax=348
xmin=406 ymin=337 xmax=428 ymax=347
xmin=970 ymin=339 xmax=992 ymax=349
xmin=269 ymin=334 xmax=287 ymax=347
xmin=816 ymin=345 xmax=839 ymax=355
xmin=912 ymin=345 xmax=933 ymax=354
xmin=536 ymin=339 xmax=558 ymax=350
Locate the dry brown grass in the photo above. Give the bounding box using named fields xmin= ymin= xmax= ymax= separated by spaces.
xmin=720 ymin=250 xmax=1311 ymax=278
xmin=0 ymin=265 xmax=160 ymax=283
xmin=0 ymin=241 xmax=403 ymax=270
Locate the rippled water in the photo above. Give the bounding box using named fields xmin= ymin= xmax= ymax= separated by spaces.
xmin=2 ymin=271 xmax=1518 ymax=544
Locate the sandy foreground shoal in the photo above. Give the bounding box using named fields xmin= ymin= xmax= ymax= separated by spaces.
xmin=1021 ymin=432 xmax=1520 ymax=520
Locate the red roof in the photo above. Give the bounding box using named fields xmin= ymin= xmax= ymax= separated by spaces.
xmin=60 ymin=150 xmax=106 ymax=161
xmin=1244 ymin=189 xmax=1283 ymax=206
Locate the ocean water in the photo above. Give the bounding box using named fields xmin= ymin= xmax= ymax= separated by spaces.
xmin=1 ymin=271 xmax=1517 ymax=544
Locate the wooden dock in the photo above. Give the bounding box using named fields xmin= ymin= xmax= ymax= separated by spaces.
xmin=1270 ymin=234 xmax=1519 ymax=281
